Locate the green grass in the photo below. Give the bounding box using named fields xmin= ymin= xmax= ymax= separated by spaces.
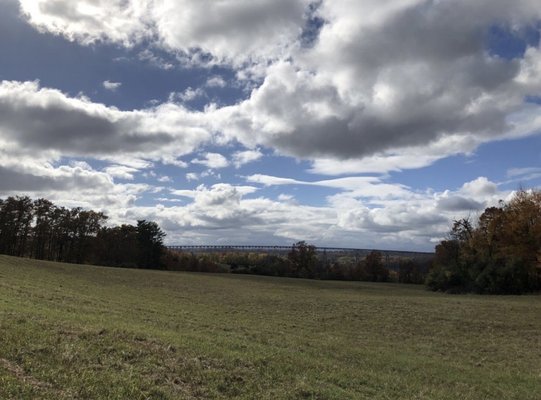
xmin=0 ymin=255 xmax=540 ymax=399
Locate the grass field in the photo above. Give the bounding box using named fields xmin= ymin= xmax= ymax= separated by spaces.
xmin=0 ymin=255 xmax=540 ymax=399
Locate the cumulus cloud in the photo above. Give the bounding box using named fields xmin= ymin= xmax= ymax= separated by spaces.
xmin=102 ymin=80 xmax=122 ymax=91
xmin=158 ymin=184 xmax=265 ymax=232
xmin=185 ymin=172 xmax=201 ymax=182
xmin=0 ymin=163 xmax=110 ymax=193
xmin=150 ymin=0 xmax=310 ymax=65
xmin=157 ymin=175 xmax=172 ymax=183
xmin=172 ymin=184 xmax=258 ymax=200
xmin=191 ymin=153 xmax=229 ymax=169
xmin=239 ymin=171 xmax=451 ymax=245
xmin=19 ymin=0 xmax=152 ymax=46
xmin=328 ymin=175 xmax=507 ymax=245
xmin=104 ymin=165 xmax=138 ymax=180
xmin=205 ymin=76 xmax=227 ymax=88
xmin=132 ymin=183 xmax=337 ymax=245
xmin=15 ymin=0 xmax=541 ymax=173
xmin=19 ymin=0 xmax=310 ymax=65
xmin=137 ymin=49 xmax=174 ymax=70
xmin=0 ymin=146 xmax=510 ymax=249
xmin=308 ymin=135 xmax=479 ymax=175
xmin=336 ymin=203 xmax=449 ymax=236
xmin=0 ymin=154 xmax=149 ymax=215
xmin=436 ymin=196 xmax=484 ymax=212
xmin=185 ymin=170 xmax=221 ymax=182
xmin=0 ymin=157 xmax=504 ymax=250
xmin=232 ymin=149 xmax=263 ymax=168
xmin=114 ymin=176 xmax=507 ymax=249
xmin=219 ymin=43 xmax=538 ymax=164
xmin=278 ymin=193 xmax=295 ymax=202
xmin=460 ymin=177 xmax=499 ymax=199
xmin=169 ymin=87 xmax=206 ymax=103
xmin=212 ymin=0 xmax=541 ymax=170
xmin=0 ymin=80 xmax=212 ymax=163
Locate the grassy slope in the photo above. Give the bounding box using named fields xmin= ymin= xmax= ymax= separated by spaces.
xmin=0 ymin=255 xmax=540 ymax=399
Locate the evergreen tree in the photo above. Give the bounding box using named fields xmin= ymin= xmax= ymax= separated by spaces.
xmin=136 ymin=220 xmax=166 ymax=269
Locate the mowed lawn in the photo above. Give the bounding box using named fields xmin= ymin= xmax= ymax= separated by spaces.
xmin=0 ymin=255 xmax=540 ymax=399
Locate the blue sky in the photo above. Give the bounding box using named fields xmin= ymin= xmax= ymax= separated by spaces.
xmin=1 ymin=0 xmax=540 ymax=251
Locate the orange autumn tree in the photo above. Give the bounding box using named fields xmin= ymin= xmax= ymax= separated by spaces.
xmin=428 ymin=190 xmax=541 ymax=294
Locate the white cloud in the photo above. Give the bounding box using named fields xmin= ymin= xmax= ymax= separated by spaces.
xmin=103 ymin=80 xmax=122 ymax=91
xmin=308 ymin=135 xmax=479 ymax=175
xmin=15 ymin=1 xmax=541 ymax=175
xmin=118 ymin=176 xmax=508 ymax=250
xmin=329 ymin=176 xmax=507 ymax=244
xmin=278 ymin=193 xmax=295 ymax=202
xmin=157 ymin=175 xmax=172 ymax=183
xmin=507 ymin=167 xmax=541 ymax=178
xmin=247 ymin=173 xmax=412 ymax=200
xmin=172 ymin=184 xmax=258 ymax=199
xmin=185 ymin=172 xmax=200 ymax=182
xmin=232 ymin=149 xmax=263 ymax=168
xmin=210 ymin=1 xmax=541 ymax=170
xmin=150 ymin=0 xmax=310 ymax=65
xmin=0 ymin=154 xmax=150 ymax=216
xmin=185 ymin=170 xmax=221 ymax=182
xmin=104 ymin=165 xmax=139 ymax=180
xmin=247 ymin=174 xmax=301 ymax=187
xmin=19 ymin=0 xmax=310 ymax=65
xmin=135 ymin=183 xmax=338 ymax=245
xmin=155 ymin=197 xmax=184 ymax=203
xmin=138 ymin=49 xmax=174 ymax=70
xmin=502 ymin=167 xmax=541 ymax=185
xmin=436 ymin=195 xmax=484 ymax=212
xmin=205 ymin=76 xmax=227 ymax=88
xmin=0 ymin=80 xmax=212 ymax=163
xmin=169 ymin=87 xmax=206 ymax=103
xmin=19 ymin=0 xmax=152 ymax=46
xmin=460 ymin=177 xmax=498 ymax=199
xmin=101 ymin=157 xmax=154 ymax=170
xmin=69 ymin=160 xmax=92 ymax=170
xmin=0 ymin=146 xmax=511 ymax=249
xmin=192 ymin=153 xmax=229 ymax=169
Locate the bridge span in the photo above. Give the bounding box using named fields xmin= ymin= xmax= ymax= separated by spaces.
xmin=166 ymin=244 xmax=433 ymax=259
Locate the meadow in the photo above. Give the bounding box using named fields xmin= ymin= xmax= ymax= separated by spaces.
xmin=0 ymin=254 xmax=539 ymax=399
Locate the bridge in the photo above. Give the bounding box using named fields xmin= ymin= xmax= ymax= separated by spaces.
xmin=166 ymin=244 xmax=433 ymax=259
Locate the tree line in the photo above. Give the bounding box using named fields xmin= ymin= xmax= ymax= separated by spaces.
xmin=0 ymin=196 xmax=165 ymax=269
xmin=163 ymin=241 xmax=430 ymax=284
xmin=428 ymin=190 xmax=541 ymax=294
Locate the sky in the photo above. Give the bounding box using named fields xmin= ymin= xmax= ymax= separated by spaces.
xmin=0 ymin=0 xmax=540 ymax=251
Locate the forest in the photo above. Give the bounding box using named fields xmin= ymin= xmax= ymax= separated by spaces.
xmin=0 ymin=196 xmax=165 ymax=269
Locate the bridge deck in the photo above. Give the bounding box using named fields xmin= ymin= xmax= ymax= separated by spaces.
xmin=166 ymin=245 xmax=433 ymax=257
